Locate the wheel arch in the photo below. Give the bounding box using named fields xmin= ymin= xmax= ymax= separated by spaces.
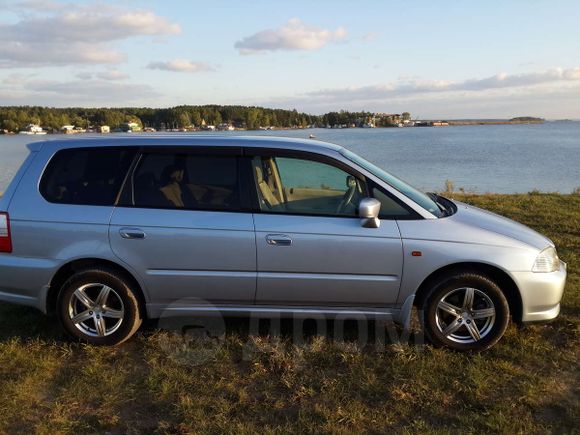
xmin=413 ymin=262 xmax=523 ymax=323
xmin=46 ymin=258 xmax=148 ymax=319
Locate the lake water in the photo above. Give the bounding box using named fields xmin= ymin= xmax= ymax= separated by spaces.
xmin=1 ymin=122 xmax=579 ymax=194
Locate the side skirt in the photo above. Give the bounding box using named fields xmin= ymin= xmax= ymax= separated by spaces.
xmin=147 ymin=295 xmax=415 ymax=327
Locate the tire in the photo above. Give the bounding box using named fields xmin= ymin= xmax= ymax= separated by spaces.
xmin=420 ymin=272 xmax=510 ymax=352
xmin=57 ymin=267 xmax=143 ymax=345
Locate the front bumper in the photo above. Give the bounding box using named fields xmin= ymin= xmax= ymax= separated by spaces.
xmin=511 ymin=260 xmax=567 ymax=323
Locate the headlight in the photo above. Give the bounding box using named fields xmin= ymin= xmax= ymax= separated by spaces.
xmin=532 ymin=247 xmax=560 ymax=273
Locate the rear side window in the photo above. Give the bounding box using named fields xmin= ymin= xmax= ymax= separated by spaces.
xmin=40 ymin=147 xmax=136 ymax=206
xmin=130 ymin=153 xmax=241 ymax=211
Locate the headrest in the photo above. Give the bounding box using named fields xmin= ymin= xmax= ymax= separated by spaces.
xmin=346 ymin=175 xmax=357 ymax=188
xmin=255 ymin=166 xmax=264 ymax=183
xmin=161 ymin=165 xmax=180 ymax=184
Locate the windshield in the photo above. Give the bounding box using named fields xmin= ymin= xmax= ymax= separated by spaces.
xmin=340 ymin=148 xmax=443 ymax=217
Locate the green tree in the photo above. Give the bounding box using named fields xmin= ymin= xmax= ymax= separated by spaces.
xmin=71 ymin=116 xmax=86 ymax=129
xmin=0 ymin=104 xmax=326 ymax=132
xmin=178 ymin=112 xmax=191 ymax=128
xmin=245 ymin=108 xmax=259 ymax=129
xmin=2 ymin=118 xmax=19 ymax=132
xmin=42 ymin=113 xmax=60 ymax=131
xmin=190 ymin=110 xmax=202 ymax=127
xmin=210 ymin=110 xmax=222 ymax=125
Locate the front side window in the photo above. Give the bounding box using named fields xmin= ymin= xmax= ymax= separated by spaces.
xmin=40 ymin=147 xmax=136 ymax=206
xmin=340 ymin=148 xmax=443 ymax=217
xmin=252 ymin=156 xmax=365 ymax=216
xmin=371 ymin=185 xmax=413 ymax=218
xmin=131 ymin=153 xmax=240 ymax=211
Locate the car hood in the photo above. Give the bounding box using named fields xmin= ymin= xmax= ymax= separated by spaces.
xmin=449 ymin=200 xmax=553 ymax=250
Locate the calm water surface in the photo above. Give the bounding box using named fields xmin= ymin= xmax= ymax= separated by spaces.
xmin=1 ymin=122 xmax=579 ymax=194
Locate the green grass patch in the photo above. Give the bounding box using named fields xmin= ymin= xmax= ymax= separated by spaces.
xmin=0 ymin=193 xmax=578 ymax=433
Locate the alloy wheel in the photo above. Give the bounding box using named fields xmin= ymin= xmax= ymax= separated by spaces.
xmin=67 ymin=283 xmax=125 ymax=337
xmin=434 ymin=287 xmax=496 ymax=344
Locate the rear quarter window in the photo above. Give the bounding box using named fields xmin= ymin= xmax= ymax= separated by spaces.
xmin=40 ymin=147 xmax=136 ymax=206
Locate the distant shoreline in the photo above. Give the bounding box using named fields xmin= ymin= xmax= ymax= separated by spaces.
xmin=0 ymin=119 xmax=554 ymax=136
xmin=0 ymin=105 xmax=552 ymax=134
xmin=446 ymin=119 xmax=545 ymax=126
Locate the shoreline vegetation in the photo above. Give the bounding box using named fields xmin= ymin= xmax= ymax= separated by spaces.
xmin=0 ymin=192 xmax=577 ymax=432
xmin=447 ymin=117 xmax=545 ymax=126
xmin=0 ymin=105 xmax=546 ymax=135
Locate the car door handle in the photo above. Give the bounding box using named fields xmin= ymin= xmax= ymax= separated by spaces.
xmin=266 ymin=234 xmax=292 ymax=246
xmin=119 ymin=228 xmax=146 ymax=240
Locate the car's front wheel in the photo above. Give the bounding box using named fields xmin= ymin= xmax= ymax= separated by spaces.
xmin=57 ymin=267 xmax=143 ymax=345
xmin=421 ymin=272 xmax=510 ymax=351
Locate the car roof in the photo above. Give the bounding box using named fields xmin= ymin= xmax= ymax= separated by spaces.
xmin=30 ymin=135 xmax=344 ymax=154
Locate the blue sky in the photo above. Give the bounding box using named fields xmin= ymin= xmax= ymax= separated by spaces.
xmin=1 ymin=0 xmax=579 ymax=118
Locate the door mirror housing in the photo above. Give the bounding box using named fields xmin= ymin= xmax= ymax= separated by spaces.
xmin=359 ymin=198 xmax=381 ymax=228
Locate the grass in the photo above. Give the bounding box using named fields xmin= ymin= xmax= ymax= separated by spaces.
xmin=0 ymin=193 xmax=578 ymax=434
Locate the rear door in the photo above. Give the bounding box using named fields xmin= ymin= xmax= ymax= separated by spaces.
xmin=109 ymin=147 xmax=257 ymax=310
xmin=247 ymin=149 xmax=410 ymax=307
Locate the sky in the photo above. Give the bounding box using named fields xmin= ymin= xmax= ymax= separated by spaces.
xmin=1 ymin=0 xmax=580 ymax=118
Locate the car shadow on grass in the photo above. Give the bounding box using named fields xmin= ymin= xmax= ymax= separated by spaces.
xmin=142 ymin=314 xmax=426 ymax=349
xmin=0 ymin=302 xmax=65 ymax=342
xmin=0 ymin=301 xmax=424 ymax=348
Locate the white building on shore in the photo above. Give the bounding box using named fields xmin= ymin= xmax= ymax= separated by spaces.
xmin=19 ymin=124 xmax=47 ymax=135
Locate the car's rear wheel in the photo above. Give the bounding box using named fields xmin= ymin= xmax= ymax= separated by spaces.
xmin=57 ymin=268 xmax=142 ymax=345
xmin=421 ymin=272 xmax=510 ymax=351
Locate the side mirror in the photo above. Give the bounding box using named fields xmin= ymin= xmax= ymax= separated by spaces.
xmin=359 ymin=198 xmax=381 ymax=228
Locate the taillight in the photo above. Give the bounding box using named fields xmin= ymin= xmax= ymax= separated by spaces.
xmin=0 ymin=213 xmax=12 ymax=253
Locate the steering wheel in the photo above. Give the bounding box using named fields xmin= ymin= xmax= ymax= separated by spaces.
xmin=336 ymin=176 xmax=358 ymax=214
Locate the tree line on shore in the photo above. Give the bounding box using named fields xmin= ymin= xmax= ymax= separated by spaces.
xmin=0 ymin=105 xmax=411 ymax=132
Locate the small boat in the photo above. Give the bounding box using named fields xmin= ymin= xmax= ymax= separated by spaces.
xmin=19 ymin=124 xmax=47 ymax=135
xmin=309 ymin=134 xmax=316 ymax=139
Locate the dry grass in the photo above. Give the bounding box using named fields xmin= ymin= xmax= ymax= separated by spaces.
xmin=0 ymin=193 xmax=578 ymax=433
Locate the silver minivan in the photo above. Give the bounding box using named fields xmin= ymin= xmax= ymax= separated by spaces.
xmin=0 ymin=136 xmax=566 ymax=351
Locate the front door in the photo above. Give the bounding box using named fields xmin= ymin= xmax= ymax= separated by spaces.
xmin=109 ymin=149 xmax=256 ymax=311
xmin=249 ymin=151 xmax=405 ymax=307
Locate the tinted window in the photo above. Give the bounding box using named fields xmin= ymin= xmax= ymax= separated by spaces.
xmin=40 ymin=147 xmax=136 ymax=206
xmin=252 ymin=156 xmax=365 ymax=217
xmin=131 ymin=153 xmax=240 ymax=211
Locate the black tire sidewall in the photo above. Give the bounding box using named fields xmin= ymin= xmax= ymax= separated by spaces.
xmin=57 ymin=268 xmax=142 ymax=345
xmin=423 ymin=273 xmax=510 ymax=352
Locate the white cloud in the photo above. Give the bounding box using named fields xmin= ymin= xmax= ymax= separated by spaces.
xmin=361 ymin=32 xmax=378 ymax=43
xmin=75 ymin=72 xmax=93 ymax=80
xmin=11 ymin=0 xmax=64 ymax=11
xmin=235 ymin=18 xmax=347 ymax=55
xmin=27 ymin=79 xmax=148 ymax=95
xmin=96 ymin=70 xmax=130 ymax=81
xmin=300 ymin=67 xmax=580 ymax=102
xmin=262 ymin=67 xmax=580 ymax=116
xmin=0 ymin=77 xmax=160 ymax=106
xmin=0 ymin=43 xmax=125 ymax=68
xmin=146 ymin=59 xmax=214 ymax=73
xmin=0 ymin=2 xmax=181 ymax=67
xmin=2 ymin=72 xmax=36 ymax=85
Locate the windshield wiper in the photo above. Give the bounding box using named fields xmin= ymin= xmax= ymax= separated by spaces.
xmin=427 ymin=192 xmax=450 ymax=216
